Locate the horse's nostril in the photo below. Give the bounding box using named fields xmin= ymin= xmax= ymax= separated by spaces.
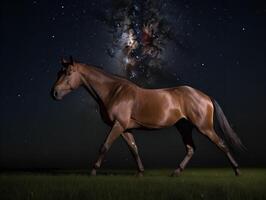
xmin=54 ymin=90 xmax=58 ymax=98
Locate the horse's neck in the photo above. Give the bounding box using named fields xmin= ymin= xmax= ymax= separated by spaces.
xmin=80 ymin=65 xmax=116 ymax=104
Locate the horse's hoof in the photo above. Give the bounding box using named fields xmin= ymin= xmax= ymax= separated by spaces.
xmin=235 ymin=168 xmax=241 ymax=176
xmin=171 ymin=168 xmax=182 ymax=177
xmin=136 ymin=172 xmax=144 ymax=177
xmin=90 ymin=169 xmax=97 ymax=176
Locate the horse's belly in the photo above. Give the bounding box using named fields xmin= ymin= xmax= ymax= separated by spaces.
xmin=132 ymin=107 xmax=183 ymax=129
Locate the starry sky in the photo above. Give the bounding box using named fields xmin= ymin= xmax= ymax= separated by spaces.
xmin=1 ymin=0 xmax=266 ymax=169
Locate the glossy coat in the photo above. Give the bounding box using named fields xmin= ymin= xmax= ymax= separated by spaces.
xmin=52 ymin=57 xmax=243 ymax=176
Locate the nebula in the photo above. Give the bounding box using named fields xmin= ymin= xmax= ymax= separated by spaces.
xmin=96 ymin=0 xmax=189 ymax=84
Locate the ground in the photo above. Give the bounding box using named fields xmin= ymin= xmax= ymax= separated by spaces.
xmin=1 ymin=168 xmax=266 ymax=200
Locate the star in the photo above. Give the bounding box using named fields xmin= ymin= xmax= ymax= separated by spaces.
xmin=201 ymin=63 xmax=207 ymax=69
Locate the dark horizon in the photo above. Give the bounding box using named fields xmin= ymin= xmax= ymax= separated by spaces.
xmin=1 ymin=0 xmax=266 ymax=169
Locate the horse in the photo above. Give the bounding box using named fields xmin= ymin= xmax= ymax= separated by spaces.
xmin=52 ymin=56 xmax=244 ymax=177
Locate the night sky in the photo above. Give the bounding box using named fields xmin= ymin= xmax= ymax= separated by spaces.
xmin=1 ymin=0 xmax=266 ymax=169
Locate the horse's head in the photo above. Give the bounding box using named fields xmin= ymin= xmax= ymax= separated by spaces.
xmin=52 ymin=56 xmax=82 ymax=100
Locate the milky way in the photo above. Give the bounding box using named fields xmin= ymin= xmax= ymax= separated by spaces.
xmin=96 ymin=0 xmax=192 ymax=84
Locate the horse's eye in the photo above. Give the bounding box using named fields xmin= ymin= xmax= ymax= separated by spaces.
xmin=66 ymin=71 xmax=71 ymax=76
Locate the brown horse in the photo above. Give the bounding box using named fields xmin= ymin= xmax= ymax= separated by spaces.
xmin=52 ymin=56 xmax=244 ymax=176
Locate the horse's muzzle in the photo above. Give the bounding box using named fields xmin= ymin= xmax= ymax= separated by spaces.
xmin=51 ymin=89 xmax=62 ymax=100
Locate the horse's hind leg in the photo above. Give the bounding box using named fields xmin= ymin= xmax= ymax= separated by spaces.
xmin=172 ymin=119 xmax=195 ymax=176
xmin=198 ymin=127 xmax=240 ymax=176
xmin=122 ymin=132 xmax=144 ymax=177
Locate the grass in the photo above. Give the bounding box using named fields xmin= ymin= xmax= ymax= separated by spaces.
xmin=0 ymin=168 xmax=266 ymax=200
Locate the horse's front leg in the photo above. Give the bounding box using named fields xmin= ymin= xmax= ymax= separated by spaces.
xmin=122 ymin=132 xmax=144 ymax=177
xmin=91 ymin=121 xmax=124 ymax=176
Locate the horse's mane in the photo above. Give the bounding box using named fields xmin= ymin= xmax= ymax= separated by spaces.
xmin=81 ymin=63 xmax=137 ymax=86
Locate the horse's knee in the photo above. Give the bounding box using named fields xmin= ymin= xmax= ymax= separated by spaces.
xmin=217 ymin=140 xmax=230 ymax=152
xmin=100 ymin=144 xmax=108 ymax=154
xmin=131 ymin=147 xmax=139 ymax=157
xmin=132 ymin=143 xmax=138 ymax=152
xmin=186 ymin=145 xmax=194 ymax=156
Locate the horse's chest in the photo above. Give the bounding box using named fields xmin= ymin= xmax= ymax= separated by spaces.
xmin=105 ymin=98 xmax=134 ymax=122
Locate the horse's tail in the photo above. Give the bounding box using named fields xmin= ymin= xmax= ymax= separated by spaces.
xmin=211 ymin=98 xmax=246 ymax=151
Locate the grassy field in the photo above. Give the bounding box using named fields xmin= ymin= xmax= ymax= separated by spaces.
xmin=0 ymin=168 xmax=266 ymax=200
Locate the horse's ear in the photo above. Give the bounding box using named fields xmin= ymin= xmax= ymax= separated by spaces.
xmin=61 ymin=58 xmax=68 ymax=65
xmin=69 ymin=56 xmax=74 ymax=65
xmin=68 ymin=56 xmax=77 ymax=72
